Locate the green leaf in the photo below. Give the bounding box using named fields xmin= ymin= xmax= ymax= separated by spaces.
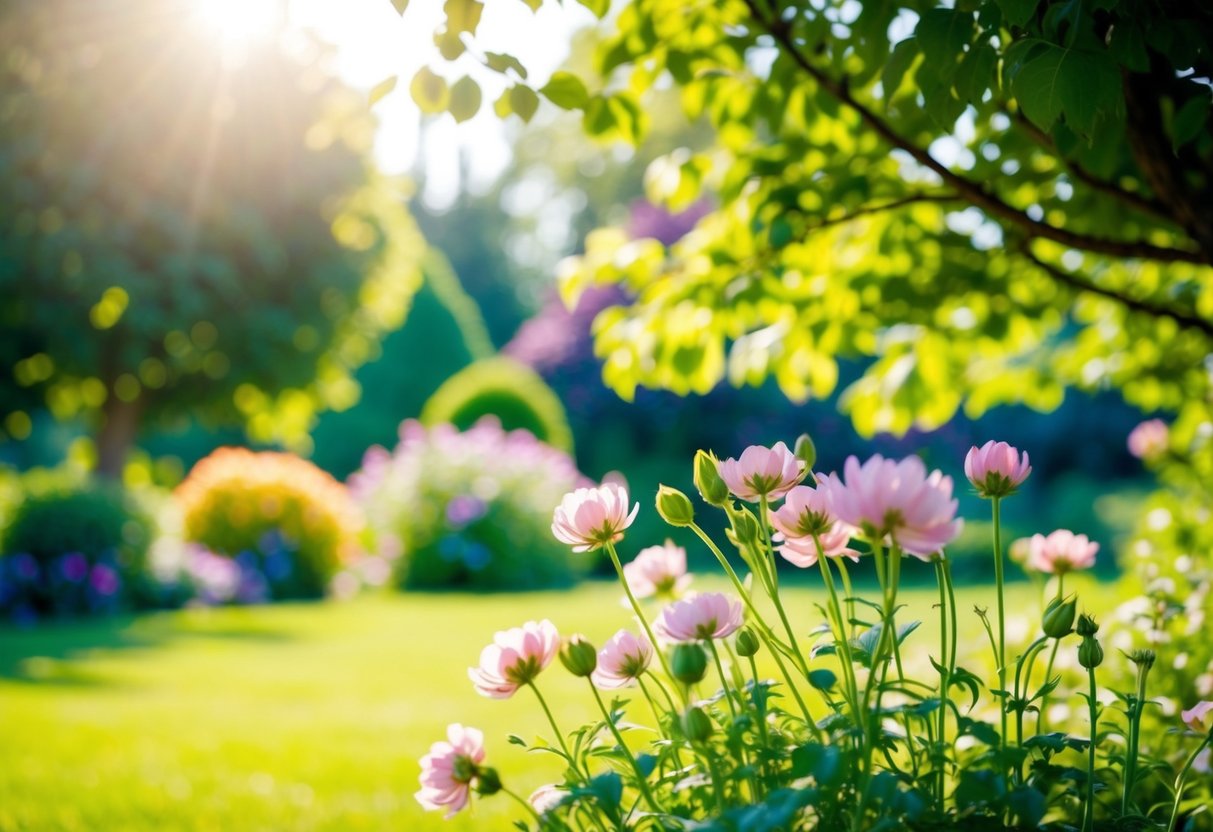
xmin=808 ymin=668 xmax=837 ymax=692
xmin=881 ymin=38 xmax=919 ymax=104
xmin=1171 ymin=95 xmax=1211 ymax=152
xmin=998 ymin=0 xmax=1038 ymax=27
xmin=576 ymin=0 xmax=610 ymax=18
xmin=484 ymin=51 xmax=527 ymax=80
xmin=443 ymin=0 xmax=484 ymax=35
xmin=915 ymin=9 xmax=975 ymax=80
xmin=390 ymin=0 xmax=409 ymax=14
xmin=1010 ymin=43 xmax=1067 ymax=131
xmin=1109 ymin=23 xmax=1149 ymax=71
xmin=539 ymin=72 xmax=589 ymax=110
xmin=520 ymin=0 xmax=541 ymax=9
xmin=957 ymin=43 xmax=997 ymax=104
xmin=508 ymin=85 xmax=539 ymax=122
xmin=448 ymin=76 xmax=482 ymax=123
xmin=368 ymin=75 xmax=397 ymax=106
xmin=409 ymin=67 xmax=450 ymax=115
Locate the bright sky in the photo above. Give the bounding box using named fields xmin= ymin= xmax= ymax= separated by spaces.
xmin=286 ymin=0 xmax=596 ymax=206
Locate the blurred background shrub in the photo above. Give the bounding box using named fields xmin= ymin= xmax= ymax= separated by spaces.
xmin=420 ymin=357 xmax=574 ymax=453
xmin=0 ymin=468 xmax=153 ymax=620
xmin=351 ymin=418 xmax=588 ymax=591
xmin=174 ymin=448 xmax=363 ymax=600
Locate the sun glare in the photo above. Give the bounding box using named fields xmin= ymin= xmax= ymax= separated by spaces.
xmin=194 ymin=0 xmax=283 ymax=47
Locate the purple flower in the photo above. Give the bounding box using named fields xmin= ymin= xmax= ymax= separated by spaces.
xmin=60 ymin=552 xmax=89 ymax=583
xmin=89 ymin=564 xmax=120 ymax=597
xmin=446 ymin=495 xmax=487 ymax=527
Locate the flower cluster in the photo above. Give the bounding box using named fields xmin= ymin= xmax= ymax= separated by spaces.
xmin=351 ymin=417 xmax=589 ymax=590
xmin=417 ymin=439 xmax=1210 ymax=832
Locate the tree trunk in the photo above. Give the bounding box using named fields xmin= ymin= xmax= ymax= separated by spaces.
xmin=96 ymin=395 xmax=143 ymax=480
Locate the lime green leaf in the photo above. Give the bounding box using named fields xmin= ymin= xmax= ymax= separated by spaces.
xmin=443 ymin=0 xmax=484 ymax=35
xmin=368 ymin=75 xmax=397 ymax=106
xmin=410 ymin=68 xmax=450 ymax=115
xmin=540 ymin=71 xmax=589 ymax=110
xmin=390 ymin=0 xmax=409 ymax=14
xmin=520 ymin=0 xmax=542 ymax=10
xmin=448 ymin=76 xmax=482 ymax=123
xmin=484 ymin=51 xmax=528 ymax=80
xmin=434 ymin=30 xmax=465 ymax=60
xmin=508 ymin=85 xmax=539 ymax=122
xmin=576 ymin=0 xmax=610 ymax=18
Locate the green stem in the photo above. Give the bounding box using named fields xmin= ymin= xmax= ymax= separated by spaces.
xmin=835 ymin=557 xmax=857 ymax=639
xmin=702 ymin=747 xmax=728 ymax=813
xmin=638 ymin=675 xmax=683 ymax=771
xmin=1165 ymin=734 xmax=1212 ymax=832
xmin=757 ymin=497 xmax=812 ymax=680
xmin=1036 ymin=573 xmax=1065 ymax=735
xmin=935 ymin=559 xmax=951 ymax=812
xmin=1121 ymin=662 xmax=1151 ymax=816
xmin=605 ymin=541 xmax=674 ymax=682
xmin=817 ymin=551 xmax=859 ymax=716
xmin=1012 ymin=637 xmax=1050 ymax=784
xmin=991 ymin=497 xmax=1009 ymax=784
xmin=1081 ymin=665 xmax=1099 ymax=832
xmin=528 ymin=681 xmax=582 ymax=780
xmin=589 ymin=682 xmax=664 ymax=816
xmin=688 ymin=521 xmax=817 ymax=729
xmin=707 ymin=639 xmax=739 ymax=722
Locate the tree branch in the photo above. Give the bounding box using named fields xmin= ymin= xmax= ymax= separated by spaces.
xmin=804 ymin=193 xmax=962 ymax=233
xmin=1018 ymin=243 xmax=1213 ymax=338
xmin=742 ymin=0 xmax=1209 ymax=267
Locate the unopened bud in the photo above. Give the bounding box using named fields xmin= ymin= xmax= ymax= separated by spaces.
xmin=694 ymin=450 xmax=730 ymax=507
xmin=681 ymin=705 xmax=715 ymax=743
xmin=1042 ymin=595 xmax=1077 ymax=639
xmin=1076 ymin=613 xmax=1098 ymax=638
xmin=474 ymin=766 xmax=502 ymax=796
xmin=559 ymin=635 xmax=598 ymax=678
xmin=671 ymin=642 xmax=708 ymax=684
xmin=735 ymin=626 xmax=761 ymax=658
xmin=1078 ymin=638 xmax=1104 ymax=669
xmin=730 ymin=509 xmax=759 ymax=546
xmin=656 ymin=485 xmax=694 ymax=527
xmin=794 ymin=433 xmax=817 ymax=472
xmin=1128 ymin=648 xmax=1156 ymax=670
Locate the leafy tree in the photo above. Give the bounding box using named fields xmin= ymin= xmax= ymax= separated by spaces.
xmin=405 ymin=0 xmax=1212 ymax=438
xmin=0 ymin=0 xmax=425 ymax=476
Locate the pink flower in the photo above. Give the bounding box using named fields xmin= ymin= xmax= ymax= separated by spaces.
xmin=768 ymin=483 xmax=859 ymax=567
xmin=1181 ymin=700 xmax=1213 ymax=733
xmin=530 ymin=784 xmax=568 ymax=814
xmin=415 ymin=723 xmax=485 ymax=818
xmin=1127 ymin=419 xmax=1169 ymax=460
xmin=592 ymin=629 xmax=654 ymax=688
xmin=552 ymin=482 xmax=639 ymax=552
xmin=718 ymin=442 xmax=805 ymax=502
xmin=469 ymin=619 xmax=560 ymax=698
xmin=820 ymin=455 xmax=963 ymax=560
xmin=964 ymin=440 xmax=1032 ymax=498
xmin=1027 ymin=530 xmax=1099 ymax=575
xmin=623 ymin=541 xmax=692 ymax=599
xmin=654 ymin=592 xmax=744 ymax=642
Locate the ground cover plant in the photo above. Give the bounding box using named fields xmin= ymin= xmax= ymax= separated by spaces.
xmin=417 ymin=438 xmax=1213 ymax=830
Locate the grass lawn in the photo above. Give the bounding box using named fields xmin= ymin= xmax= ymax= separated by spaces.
xmin=0 ymin=577 xmax=1090 ymax=831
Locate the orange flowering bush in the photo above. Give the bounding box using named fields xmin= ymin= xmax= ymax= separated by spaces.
xmin=175 ymin=448 xmax=363 ymax=599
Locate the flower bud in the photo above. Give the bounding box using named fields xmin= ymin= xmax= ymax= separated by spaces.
xmin=1076 ymin=613 xmax=1098 ymax=638
xmin=1078 ymin=638 xmax=1104 ymax=669
xmin=670 ymin=642 xmax=708 ymax=684
xmin=1128 ymin=648 xmax=1156 ymax=670
xmin=559 ymin=635 xmax=598 ymax=678
xmin=694 ymin=450 xmax=730 ymax=507
xmin=656 ymin=485 xmax=695 ymax=527
xmin=681 ymin=705 xmax=715 ymax=743
xmin=735 ymin=626 xmax=761 ymax=658
xmin=1042 ymin=594 xmax=1077 ymax=639
xmin=474 ymin=766 xmax=502 ymax=796
xmin=730 ymin=509 xmax=759 ymax=546
xmin=794 ymin=433 xmax=817 ymax=472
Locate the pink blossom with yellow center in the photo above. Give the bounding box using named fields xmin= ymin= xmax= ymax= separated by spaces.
xmin=768 ymin=483 xmax=859 ymax=567
xmin=623 ymin=541 xmax=692 ymax=599
xmin=654 ymin=592 xmax=744 ymax=642
xmin=717 ymin=442 xmax=805 ymax=502
xmin=415 ymin=723 xmax=485 ymax=818
xmin=1027 ymin=530 xmax=1099 ymax=575
xmin=964 ymin=440 xmax=1032 ymax=498
xmin=551 ymin=482 xmax=639 ymax=552
xmin=468 ymin=619 xmax=560 ymax=699
xmin=820 ymin=454 xmax=963 ymax=560
xmin=592 ymin=629 xmax=654 ymax=689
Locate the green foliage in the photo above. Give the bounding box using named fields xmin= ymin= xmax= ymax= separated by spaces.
xmin=176 ymin=448 xmax=363 ymax=599
xmin=310 ymin=250 xmax=491 ymax=478
xmin=408 ymin=0 xmax=1213 ymax=439
xmin=3 ymin=477 xmax=151 ymax=570
xmin=421 ymin=358 xmax=574 ymax=452
xmin=0 ymin=0 xmax=425 ymax=466
xmin=353 ymin=419 xmax=587 ymax=590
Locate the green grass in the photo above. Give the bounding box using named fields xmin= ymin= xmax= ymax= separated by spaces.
xmin=0 ymin=578 xmax=1085 ymax=831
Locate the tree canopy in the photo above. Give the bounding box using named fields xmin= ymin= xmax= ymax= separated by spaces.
xmin=1 ymin=0 xmax=425 ymax=474
xmin=406 ymin=0 xmax=1213 ymax=436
